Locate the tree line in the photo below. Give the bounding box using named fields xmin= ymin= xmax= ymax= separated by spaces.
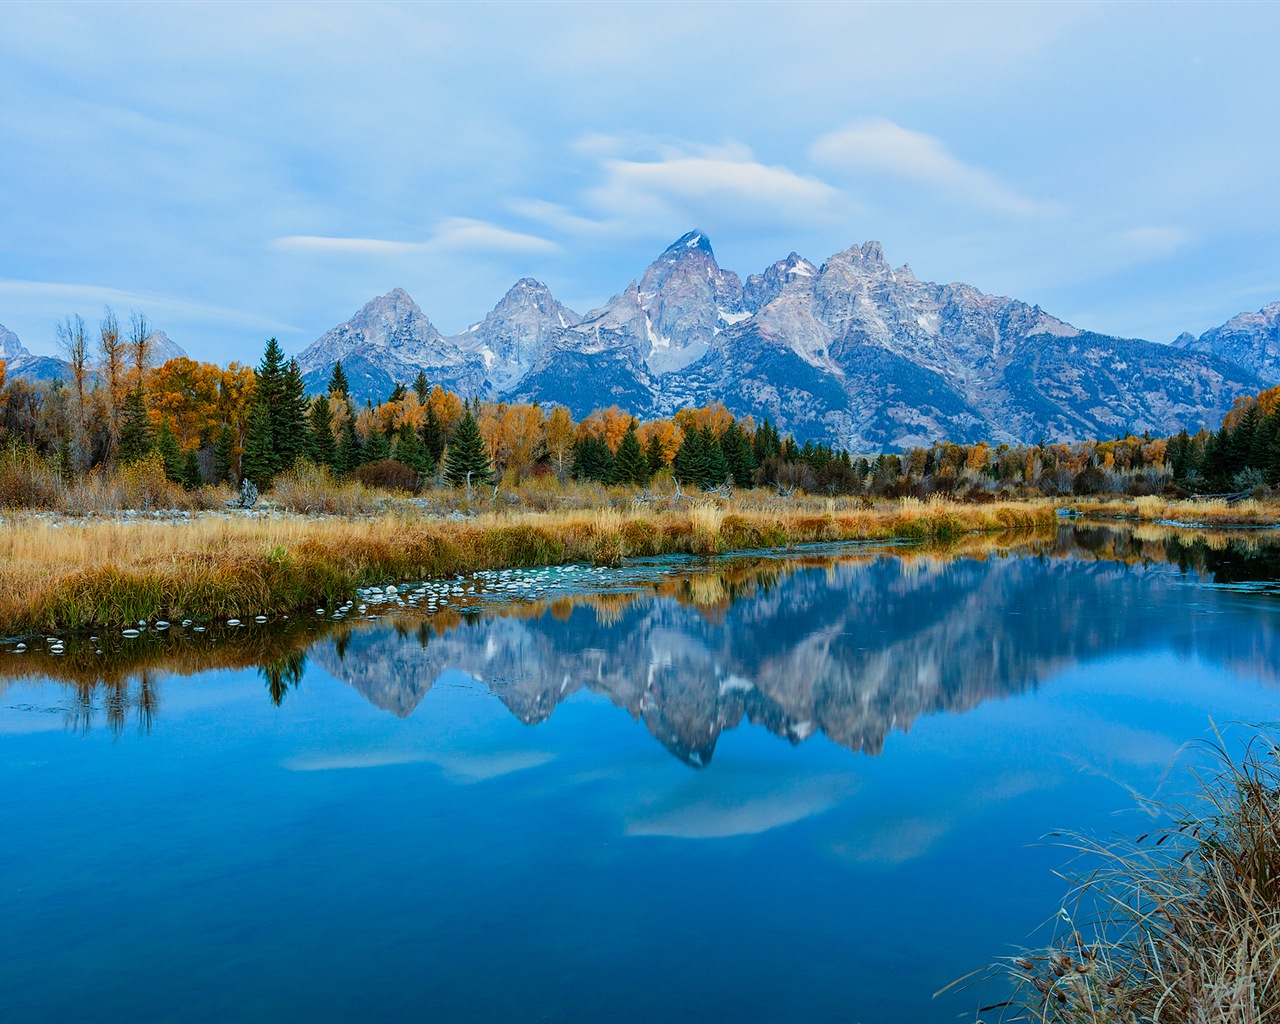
xmin=4 ymin=311 xmax=1280 ymax=499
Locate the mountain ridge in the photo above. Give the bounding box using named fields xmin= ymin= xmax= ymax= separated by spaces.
xmin=296 ymin=232 xmax=1269 ymax=449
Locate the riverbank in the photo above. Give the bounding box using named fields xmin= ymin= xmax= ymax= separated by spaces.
xmin=0 ymin=499 xmax=1056 ymax=633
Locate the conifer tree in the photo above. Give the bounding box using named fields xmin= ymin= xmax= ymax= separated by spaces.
xmin=443 ymin=410 xmax=494 ymax=486
xmin=420 ymin=405 xmax=445 ymax=467
xmin=308 ymin=394 xmax=339 ymax=470
xmin=1249 ymin=411 xmax=1277 ymax=472
xmin=393 ymin=419 xmax=430 ymax=474
xmin=753 ymin=419 xmax=781 ymax=464
xmin=182 ymin=448 xmax=203 ymax=490
xmin=572 ymin=434 xmax=614 ymax=483
xmin=644 ymin=432 xmax=668 ymax=476
xmin=413 ymin=370 xmax=430 ymax=403
xmin=213 ymin=424 xmax=235 ymax=484
xmin=700 ymin=426 xmax=729 ymax=488
xmin=720 ymin=420 xmax=757 ymax=487
xmin=272 ymin=359 xmax=310 ymax=471
xmin=256 ymin=338 xmax=286 ymax=414
xmin=241 ymin=402 xmax=275 ymax=489
xmin=338 ymin=415 xmax=362 ymax=471
xmin=672 ymin=428 xmax=705 ymax=487
xmin=327 ymin=361 xmax=349 ymax=399
xmin=612 ymin=423 xmax=650 ymax=486
xmin=155 ymin=418 xmax=184 ymax=482
xmin=363 ymin=426 xmax=391 ymax=463
xmin=117 ymin=388 xmax=154 ymax=464
xmin=387 ymin=382 xmax=407 ymax=403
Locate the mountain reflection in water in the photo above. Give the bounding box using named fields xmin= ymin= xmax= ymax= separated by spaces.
xmin=5 ymin=523 xmax=1280 ymax=764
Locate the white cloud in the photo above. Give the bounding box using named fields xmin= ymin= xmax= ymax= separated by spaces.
xmin=810 ymin=118 xmax=1048 ymax=217
xmin=514 ymin=140 xmax=842 ymax=241
xmin=273 ymin=218 xmax=559 ymax=257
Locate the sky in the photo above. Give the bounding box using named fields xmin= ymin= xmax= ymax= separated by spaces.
xmin=2 ymin=1 xmax=1279 ymax=365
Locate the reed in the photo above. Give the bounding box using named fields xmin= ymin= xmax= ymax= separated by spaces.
xmin=964 ymin=727 xmax=1280 ymax=1023
xmin=0 ymin=499 xmax=1056 ymax=632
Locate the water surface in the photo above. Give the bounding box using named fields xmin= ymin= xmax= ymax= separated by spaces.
xmin=3 ymin=524 xmax=1280 ymax=1023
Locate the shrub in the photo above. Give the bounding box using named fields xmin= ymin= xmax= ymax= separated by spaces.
xmin=353 ymin=459 xmax=420 ymax=493
xmin=0 ymin=444 xmax=62 ymax=508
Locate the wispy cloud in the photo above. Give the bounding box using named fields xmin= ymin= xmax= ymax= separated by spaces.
xmin=515 ymin=140 xmax=842 ymax=240
xmin=810 ymin=118 xmax=1049 ymax=217
xmin=273 ymin=218 xmax=559 ymax=257
xmin=1106 ymin=225 xmax=1189 ymax=264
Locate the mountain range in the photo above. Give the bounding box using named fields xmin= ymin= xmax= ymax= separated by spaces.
xmin=295 ymin=231 xmax=1275 ymax=450
xmin=4 ymin=234 xmax=1277 ymax=450
xmin=0 ymin=325 xmax=187 ymax=385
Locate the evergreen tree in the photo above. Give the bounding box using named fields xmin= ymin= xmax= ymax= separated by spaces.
xmin=1249 ymin=411 xmax=1277 ymax=472
xmin=393 ymin=419 xmax=430 ymax=474
xmin=720 ymin=420 xmax=757 ymax=487
xmin=241 ymin=402 xmax=275 ymax=489
xmin=155 ymin=418 xmax=184 ymax=482
xmin=753 ymin=419 xmax=781 ymax=464
xmin=117 ymin=388 xmax=153 ymax=464
xmin=213 ymin=424 xmax=235 ymax=484
xmin=700 ymin=426 xmax=729 ymax=488
xmin=272 ymin=359 xmax=311 ymax=471
xmin=256 ymin=337 xmax=286 ymax=415
xmin=443 ymin=411 xmax=494 ymax=486
xmin=387 ymin=382 xmax=407 ymax=403
xmin=307 ymin=395 xmax=340 ymax=470
xmin=1228 ymin=404 xmax=1260 ymax=478
xmin=644 ymin=432 xmax=667 ymax=476
xmin=338 ymin=415 xmax=362 ymax=471
xmin=612 ymin=423 xmax=650 ymax=486
xmin=327 ymin=361 xmax=349 ymax=399
xmin=672 ymin=428 xmax=705 ymax=487
xmin=181 ymin=448 xmax=203 ymax=490
xmin=1269 ymin=421 xmax=1280 ymax=485
xmin=413 ymin=371 xmax=430 ymax=403
xmin=571 ymin=434 xmax=614 ymax=483
xmin=781 ymin=436 xmax=800 ymax=462
xmin=420 ymin=405 xmax=445 ymax=466
xmin=363 ymin=426 xmax=391 ymax=463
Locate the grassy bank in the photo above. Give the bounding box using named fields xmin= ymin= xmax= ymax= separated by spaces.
xmin=970 ymin=728 xmax=1280 ymax=1023
xmin=1074 ymin=493 xmax=1280 ymax=526
xmin=0 ymin=498 xmax=1055 ymax=633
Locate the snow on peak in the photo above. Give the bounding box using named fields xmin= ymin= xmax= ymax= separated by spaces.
xmin=663 ymin=230 xmax=714 ymax=257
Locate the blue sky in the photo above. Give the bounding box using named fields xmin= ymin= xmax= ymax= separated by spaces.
xmin=2 ymin=2 xmax=1278 ymax=365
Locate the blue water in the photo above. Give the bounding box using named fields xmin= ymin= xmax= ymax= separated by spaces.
xmin=2 ymin=526 xmax=1279 ymax=1023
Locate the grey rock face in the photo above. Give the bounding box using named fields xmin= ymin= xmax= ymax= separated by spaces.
xmin=1174 ymin=301 xmax=1280 ymax=384
xmin=454 ymin=278 xmax=581 ymax=390
xmin=0 ymin=322 xmax=25 ymax=361
xmin=0 ymin=322 xmax=71 ymax=384
xmin=147 ymin=330 xmax=188 ymax=366
xmin=297 ymin=288 xmax=487 ymax=399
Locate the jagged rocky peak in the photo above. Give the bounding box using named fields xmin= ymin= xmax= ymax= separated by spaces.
xmin=0 ymin=322 xmax=28 ymax=360
xmin=457 ymin=278 xmax=582 ymax=388
xmin=744 ymin=251 xmax=820 ymax=312
xmin=632 ymin=229 xmax=747 ymax=374
xmin=1177 ymin=300 xmax=1280 ymax=384
xmin=147 ymin=330 xmax=188 ymax=365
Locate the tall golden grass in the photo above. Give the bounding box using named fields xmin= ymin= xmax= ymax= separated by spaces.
xmin=966 ymin=727 xmax=1280 ymax=1023
xmin=0 ymin=499 xmax=1056 ymax=631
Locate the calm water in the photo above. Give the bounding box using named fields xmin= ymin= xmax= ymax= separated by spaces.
xmin=3 ymin=524 xmax=1280 ymax=1024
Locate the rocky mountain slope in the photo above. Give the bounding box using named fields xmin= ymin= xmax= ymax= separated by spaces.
xmin=0 ymin=323 xmax=189 ymax=384
xmin=298 ymin=234 xmax=1273 ymax=448
xmin=1172 ymin=301 xmax=1280 ymax=385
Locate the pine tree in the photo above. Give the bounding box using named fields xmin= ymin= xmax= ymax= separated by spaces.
xmin=256 ymin=338 xmax=286 ymax=416
xmin=155 ymin=418 xmax=184 ymax=482
xmin=117 ymin=388 xmax=154 ymax=464
xmin=720 ymin=421 xmax=756 ymax=487
xmin=644 ymin=432 xmax=667 ymax=476
xmin=338 ymin=415 xmax=362 ymax=472
xmin=241 ymin=402 xmax=275 ymax=489
xmin=700 ymin=426 xmax=729 ymax=488
xmin=413 ymin=371 xmax=430 ymax=403
xmin=182 ymin=448 xmax=203 ymax=490
xmin=272 ymin=359 xmax=310 ymax=471
xmin=363 ymin=426 xmax=391 ymax=463
xmin=753 ymin=419 xmax=780 ymax=464
xmin=443 ymin=410 xmax=494 ymax=486
xmin=213 ymin=424 xmax=235 ymax=484
xmin=420 ymin=405 xmax=445 ymax=466
xmin=308 ymin=395 xmax=340 ymax=470
xmin=327 ymin=361 xmax=349 ymax=399
xmin=393 ymin=420 xmax=430 ymax=474
xmin=387 ymin=382 xmax=407 ymax=403
xmin=613 ymin=423 xmax=650 ymax=486
xmin=1228 ymin=404 xmax=1260 ymax=479
xmin=672 ymin=428 xmax=705 ymax=487
xmin=571 ymin=434 xmax=614 ymax=483
xmin=1249 ymin=411 xmax=1277 ymax=472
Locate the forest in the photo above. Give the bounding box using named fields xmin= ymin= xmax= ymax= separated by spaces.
xmin=2 ymin=310 xmax=1279 ymax=510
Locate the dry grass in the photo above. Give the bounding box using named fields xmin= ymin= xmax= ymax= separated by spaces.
xmin=966 ymin=727 xmax=1280 ymax=1023
xmin=271 ymin=462 xmax=392 ymax=516
xmin=0 ymin=498 xmax=1056 ymax=632
xmin=1075 ymin=495 xmax=1280 ymax=527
